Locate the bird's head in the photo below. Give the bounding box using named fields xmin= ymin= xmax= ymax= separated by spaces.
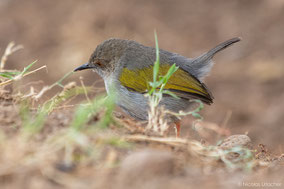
xmin=74 ymin=38 xmax=128 ymax=78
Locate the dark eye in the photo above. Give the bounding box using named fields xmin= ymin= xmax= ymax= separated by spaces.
xmin=96 ymin=61 xmax=102 ymax=66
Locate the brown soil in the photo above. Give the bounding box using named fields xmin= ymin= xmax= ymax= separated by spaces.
xmin=0 ymin=89 xmax=283 ymax=189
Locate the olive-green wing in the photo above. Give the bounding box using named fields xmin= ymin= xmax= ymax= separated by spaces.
xmin=119 ymin=64 xmax=213 ymax=104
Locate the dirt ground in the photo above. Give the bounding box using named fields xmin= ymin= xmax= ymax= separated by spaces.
xmin=0 ymin=89 xmax=283 ymax=189
xmin=0 ymin=0 xmax=284 ymax=188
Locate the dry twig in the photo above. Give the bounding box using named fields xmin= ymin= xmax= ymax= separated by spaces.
xmin=0 ymin=42 xmax=23 ymax=71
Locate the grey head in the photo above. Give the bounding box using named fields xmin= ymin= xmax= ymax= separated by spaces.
xmin=74 ymin=38 xmax=130 ymax=78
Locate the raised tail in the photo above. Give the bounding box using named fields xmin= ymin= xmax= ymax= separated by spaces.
xmin=188 ymin=37 xmax=241 ymax=79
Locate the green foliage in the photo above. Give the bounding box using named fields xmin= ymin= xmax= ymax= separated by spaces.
xmin=103 ymin=136 xmax=132 ymax=148
xmin=19 ymin=99 xmax=47 ymax=134
xmin=147 ymin=31 xmax=204 ymax=119
xmin=11 ymin=59 xmax=115 ymax=137
xmin=0 ymin=71 xmax=21 ymax=79
xmin=19 ymin=71 xmax=89 ymax=135
xmin=42 ymin=85 xmax=88 ymax=114
xmin=220 ymin=146 xmax=255 ymax=172
xmin=20 ymin=60 xmax=37 ymax=76
xmin=176 ymin=99 xmax=204 ymax=120
xmin=70 ymin=92 xmax=115 ymax=131
xmin=147 ymin=31 xmax=179 ymax=107
xmin=0 ymin=60 xmax=37 ymax=80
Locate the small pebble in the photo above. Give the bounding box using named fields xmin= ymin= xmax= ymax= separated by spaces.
xmin=218 ymin=135 xmax=253 ymax=161
xmin=55 ymin=162 xmax=76 ymax=172
xmin=218 ymin=135 xmax=252 ymax=150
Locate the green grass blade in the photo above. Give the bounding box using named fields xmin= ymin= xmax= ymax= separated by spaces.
xmin=162 ymin=90 xmax=179 ymax=99
xmin=20 ymin=60 xmax=37 ymax=76
xmin=0 ymin=72 xmax=17 ymax=79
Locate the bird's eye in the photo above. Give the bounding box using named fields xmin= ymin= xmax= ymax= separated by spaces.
xmin=96 ymin=61 xmax=102 ymax=66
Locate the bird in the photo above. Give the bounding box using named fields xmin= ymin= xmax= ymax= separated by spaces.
xmin=74 ymin=37 xmax=241 ymax=136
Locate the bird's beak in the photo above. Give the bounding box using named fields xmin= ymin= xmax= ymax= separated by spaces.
xmin=74 ymin=63 xmax=91 ymax=72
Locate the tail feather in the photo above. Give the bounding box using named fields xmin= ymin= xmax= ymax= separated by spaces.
xmin=189 ymin=37 xmax=241 ymax=79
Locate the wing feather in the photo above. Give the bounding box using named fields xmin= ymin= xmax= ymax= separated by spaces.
xmin=119 ymin=64 xmax=213 ymax=104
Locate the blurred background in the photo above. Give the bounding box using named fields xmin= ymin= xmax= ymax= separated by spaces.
xmin=0 ymin=0 xmax=284 ymax=148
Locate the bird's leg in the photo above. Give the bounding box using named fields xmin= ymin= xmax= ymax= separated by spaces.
xmin=174 ymin=121 xmax=181 ymax=138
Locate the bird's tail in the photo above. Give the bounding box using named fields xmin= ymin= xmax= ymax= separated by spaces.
xmin=189 ymin=37 xmax=241 ymax=79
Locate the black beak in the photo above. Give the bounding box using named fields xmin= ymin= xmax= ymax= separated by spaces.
xmin=74 ymin=63 xmax=91 ymax=72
